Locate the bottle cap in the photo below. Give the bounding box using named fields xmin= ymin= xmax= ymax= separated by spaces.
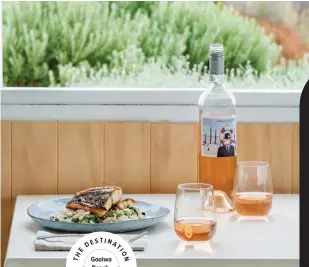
xmin=210 ymin=44 xmax=224 ymax=55
xmin=209 ymin=44 xmax=224 ymax=75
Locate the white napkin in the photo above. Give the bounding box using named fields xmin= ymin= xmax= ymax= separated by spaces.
xmin=34 ymin=230 xmax=147 ymax=251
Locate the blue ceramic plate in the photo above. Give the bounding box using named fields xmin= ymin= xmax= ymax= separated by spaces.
xmin=27 ymin=198 xmax=170 ymax=233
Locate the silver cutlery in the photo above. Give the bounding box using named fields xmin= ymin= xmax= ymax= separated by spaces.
xmin=128 ymin=231 xmax=147 ymax=243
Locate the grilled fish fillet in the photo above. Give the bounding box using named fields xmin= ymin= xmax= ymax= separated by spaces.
xmin=66 ymin=186 xmax=122 ymax=217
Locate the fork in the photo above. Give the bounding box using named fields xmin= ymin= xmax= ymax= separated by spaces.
xmin=128 ymin=231 xmax=148 ymax=243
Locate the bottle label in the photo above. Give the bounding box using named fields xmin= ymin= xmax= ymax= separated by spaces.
xmin=201 ymin=116 xmax=237 ymax=157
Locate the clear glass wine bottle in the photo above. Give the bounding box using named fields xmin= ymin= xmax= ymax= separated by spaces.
xmin=198 ymin=44 xmax=237 ymax=197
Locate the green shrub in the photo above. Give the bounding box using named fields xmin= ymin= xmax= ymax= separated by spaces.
xmin=3 ymin=2 xmax=150 ymax=86
xmin=50 ymin=48 xmax=308 ymax=90
xmin=114 ymin=1 xmax=156 ymax=16
xmin=146 ymin=2 xmax=280 ymax=71
xmin=3 ymin=1 xmax=281 ymax=87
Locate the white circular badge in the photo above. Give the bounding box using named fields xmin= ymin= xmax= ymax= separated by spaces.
xmin=66 ymin=232 xmax=137 ymax=267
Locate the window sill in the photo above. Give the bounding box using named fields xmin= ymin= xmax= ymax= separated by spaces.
xmin=0 ymin=88 xmax=300 ymax=123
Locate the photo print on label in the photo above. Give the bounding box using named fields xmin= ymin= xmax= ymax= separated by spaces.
xmin=202 ymin=117 xmax=237 ymax=157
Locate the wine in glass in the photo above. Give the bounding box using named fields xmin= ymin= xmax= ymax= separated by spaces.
xmin=174 ymin=183 xmax=217 ymax=242
xmin=233 ymin=161 xmax=273 ymax=216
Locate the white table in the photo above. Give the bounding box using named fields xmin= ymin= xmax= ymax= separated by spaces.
xmin=5 ymin=194 xmax=299 ymax=267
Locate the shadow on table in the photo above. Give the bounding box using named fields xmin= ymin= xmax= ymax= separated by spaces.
xmin=172 ymin=240 xmax=215 ymax=255
xmin=228 ymin=213 xmax=274 ymax=223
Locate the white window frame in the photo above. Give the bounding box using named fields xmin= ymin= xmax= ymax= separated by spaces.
xmin=0 ymin=88 xmax=300 ymax=123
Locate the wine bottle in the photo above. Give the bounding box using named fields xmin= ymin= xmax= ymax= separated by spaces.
xmin=198 ymin=44 xmax=237 ymax=197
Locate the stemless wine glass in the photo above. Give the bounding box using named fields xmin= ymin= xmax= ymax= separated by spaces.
xmin=174 ymin=183 xmax=217 ymax=242
xmin=233 ymin=161 xmax=273 ymax=216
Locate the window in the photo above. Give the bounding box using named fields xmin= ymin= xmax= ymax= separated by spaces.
xmin=2 ymin=1 xmax=308 ymax=89
xmin=1 ymin=2 xmax=304 ymax=122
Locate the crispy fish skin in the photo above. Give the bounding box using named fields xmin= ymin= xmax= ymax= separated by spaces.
xmin=66 ymin=186 xmax=122 ymax=217
xmin=74 ymin=186 xmax=122 ymax=198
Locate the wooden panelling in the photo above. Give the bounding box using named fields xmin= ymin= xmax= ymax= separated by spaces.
xmin=57 ymin=123 xmax=103 ymax=194
xmin=104 ymin=123 xmax=150 ymax=193
xmin=1 ymin=122 xmax=11 ymax=267
xmin=151 ymin=123 xmax=198 ymax=193
xmin=292 ymin=124 xmax=299 ymax=193
xmin=11 ymin=122 xmax=57 ymax=198
xmin=6 ymin=122 xmax=298 ymax=196
xmin=237 ymin=124 xmax=293 ymax=193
